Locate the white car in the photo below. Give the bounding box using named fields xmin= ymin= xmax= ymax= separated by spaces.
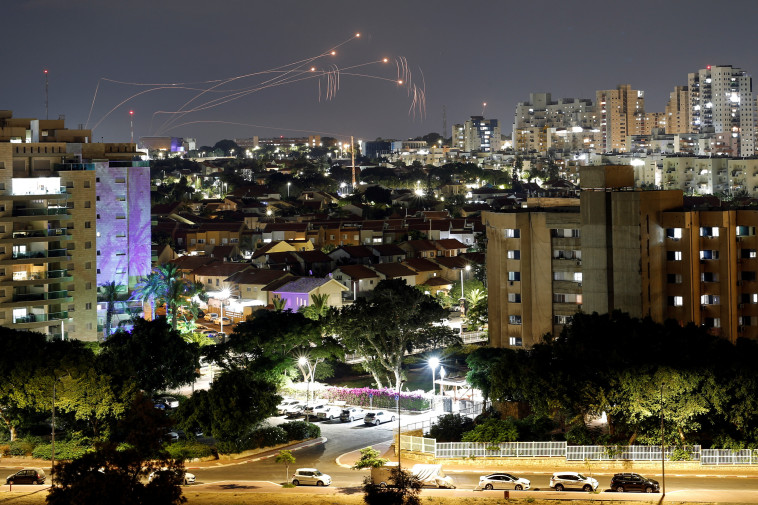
xmin=549 ymin=472 xmax=599 ymax=492
xmin=276 ymin=399 xmax=303 ymax=415
xmin=479 ymin=473 xmax=531 ymax=490
xmin=363 ymin=410 xmax=395 ymax=426
xmin=157 ymin=396 xmax=179 ymax=409
xmin=291 ymin=467 xmax=331 ymax=487
xmin=302 ymin=401 xmax=328 ymax=418
xmin=340 ymin=406 xmax=365 ymax=422
xmin=284 ymin=404 xmax=306 ymax=418
xmin=204 ymin=312 xmax=219 ymax=322
xmin=316 ymin=405 xmax=343 ymax=421
xmin=148 ymin=468 xmax=195 ymax=485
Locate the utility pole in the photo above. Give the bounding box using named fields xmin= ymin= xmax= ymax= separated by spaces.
xmin=129 ymin=110 xmax=134 ymax=144
xmin=442 ymin=105 xmax=447 ymax=141
xmin=351 ymin=135 xmax=356 ymax=191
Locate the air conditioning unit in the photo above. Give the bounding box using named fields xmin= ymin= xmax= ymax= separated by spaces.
xmin=577 ymin=283 xmax=582 ymax=287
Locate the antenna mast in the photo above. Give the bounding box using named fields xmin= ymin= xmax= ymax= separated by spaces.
xmin=351 ymin=135 xmax=356 ymax=191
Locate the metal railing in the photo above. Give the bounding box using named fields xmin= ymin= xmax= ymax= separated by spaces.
xmin=12 ymin=207 xmax=68 ymax=217
xmin=11 ymin=249 xmax=68 ymax=260
xmin=13 ymin=311 xmax=68 ymax=324
xmin=12 ymin=290 xmax=69 ymax=302
xmin=461 ymin=330 xmax=487 ymax=343
xmin=436 ymin=441 xmax=567 ymax=459
xmin=702 ymin=449 xmax=758 ymax=465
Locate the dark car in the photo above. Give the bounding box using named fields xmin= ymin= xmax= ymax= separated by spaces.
xmin=610 ymin=473 xmax=660 ymax=493
xmin=6 ymin=468 xmax=46 ymax=485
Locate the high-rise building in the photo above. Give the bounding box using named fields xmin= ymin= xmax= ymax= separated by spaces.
xmin=665 ymin=86 xmax=690 ymax=134
xmin=688 ymin=65 xmax=755 ymax=157
xmin=452 ymin=116 xmax=501 ymax=152
xmin=512 ymin=93 xmax=595 ymax=152
xmin=595 ymin=85 xmax=645 ymax=153
xmin=484 ymin=165 xmax=758 ymax=348
xmin=0 ymin=110 xmax=150 ymax=341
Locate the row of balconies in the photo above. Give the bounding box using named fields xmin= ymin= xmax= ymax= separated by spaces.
xmin=13 ymin=311 xmax=68 ymax=324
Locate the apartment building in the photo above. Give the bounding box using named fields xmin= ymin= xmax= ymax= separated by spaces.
xmin=486 ymin=164 xmax=758 ymax=347
xmin=0 ymin=111 xmax=149 ymax=341
xmin=688 ymin=65 xmax=756 ymax=157
xmin=513 ymin=93 xmax=595 ymax=153
xmin=452 ymin=116 xmax=501 ymax=153
xmin=665 ymin=86 xmax=690 ymax=134
xmin=595 ymin=84 xmax=646 ymax=152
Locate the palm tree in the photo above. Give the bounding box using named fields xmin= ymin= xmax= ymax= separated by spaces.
xmin=131 ymin=271 xmax=161 ymax=320
xmin=272 ymin=295 xmax=287 ymax=312
xmin=132 ymin=263 xmax=201 ymax=331
xmin=99 ymin=281 xmax=124 ymax=341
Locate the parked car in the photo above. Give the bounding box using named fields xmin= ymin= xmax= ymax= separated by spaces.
xmin=316 ymin=405 xmax=343 ymax=421
xmin=148 ymin=468 xmax=195 ymax=485
xmin=364 ymin=410 xmax=395 ymax=426
xmin=610 ymin=473 xmax=660 ymax=493
xmin=340 ymin=406 xmax=365 ymax=422
xmin=277 ymin=399 xmax=303 ymax=415
xmin=204 ymin=313 xmax=219 ymax=322
xmin=218 ymin=316 xmax=232 ymax=325
xmin=157 ymin=396 xmax=179 ymax=409
xmin=549 ymin=472 xmax=599 ymax=492
xmin=291 ymin=468 xmax=331 ymax=487
xmin=5 ymin=468 xmax=46 ymax=485
xmin=285 ymin=404 xmax=306 ymax=418
xmin=478 ymin=473 xmax=531 ymax=490
xmin=302 ymin=401 xmax=328 ymax=419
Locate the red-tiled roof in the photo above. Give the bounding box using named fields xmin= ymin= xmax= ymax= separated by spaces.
xmin=436 ymin=238 xmax=468 ymax=250
xmin=191 ymin=262 xmax=251 ymax=277
xmin=226 ymin=269 xmax=292 ymax=285
xmin=372 ymin=263 xmax=417 ymax=278
xmin=403 ymin=258 xmax=442 ymax=273
xmin=337 ymin=264 xmax=380 ymax=280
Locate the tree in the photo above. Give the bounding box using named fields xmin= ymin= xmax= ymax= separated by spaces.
xmin=329 ymin=279 xmax=460 ymax=390
xmin=99 ymin=281 xmax=124 ymax=341
xmin=99 ymin=318 xmax=200 ymax=395
xmin=362 ymin=467 xmax=422 ymax=505
xmin=428 ymin=414 xmax=475 ymax=443
xmin=133 ymin=263 xmax=204 ymax=331
xmin=275 ymin=450 xmax=296 ymax=482
xmin=173 ymin=368 xmax=279 ymax=449
xmin=47 ymin=395 xmax=186 ymax=505
xmin=351 ymin=446 xmax=388 ymax=469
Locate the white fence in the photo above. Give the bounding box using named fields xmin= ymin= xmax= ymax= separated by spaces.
xmin=400 ymin=436 xmax=752 ymax=465
xmin=437 ymin=441 xmax=566 ymax=458
xmin=702 ymin=449 xmax=758 ymax=465
xmin=566 ymin=445 xmax=701 ymax=461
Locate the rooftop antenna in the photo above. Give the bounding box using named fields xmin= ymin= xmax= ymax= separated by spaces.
xmin=44 ymin=70 xmax=49 ymax=120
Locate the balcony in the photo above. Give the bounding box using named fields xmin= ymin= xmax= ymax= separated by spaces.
xmin=0 ymin=249 xmax=70 ymax=265
xmin=11 ymin=207 xmax=69 ymax=218
xmin=12 ymin=290 xmax=69 ymax=302
xmin=0 ymin=228 xmax=72 ymax=244
xmin=13 ymin=311 xmax=69 ymax=325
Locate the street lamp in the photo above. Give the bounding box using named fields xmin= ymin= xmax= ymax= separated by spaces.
xmin=298 ymin=356 xmax=313 ymax=422
xmin=428 ymin=357 xmax=439 ymax=407
xmin=287 ymin=182 xmax=291 ymax=198
xmin=216 ymin=288 xmax=231 ymax=343
xmin=460 ymin=265 xmax=471 ymax=335
xmin=439 ymin=366 xmax=446 ymax=397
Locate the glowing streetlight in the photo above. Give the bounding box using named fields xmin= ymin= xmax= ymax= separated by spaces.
xmin=216 ymin=288 xmax=231 ymax=342
xmin=428 ymin=357 xmax=440 ymax=400
xmin=287 ymin=182 xmax=291 ymax=198
xmin=298 ymin=356 xmax=314 ymax=422
xmin=460 ymin=265 xmax=471 ymax=333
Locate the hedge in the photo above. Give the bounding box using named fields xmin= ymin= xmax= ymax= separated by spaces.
xmin=280 ymin=421 xmax=320 ymax=441
xmin=166 ymin=441 xmax=214 ymax=460
xmin=31 ymin=441 xmax=91 ymax=460
xmin=324 ymin=387 xmax=430 ymax=411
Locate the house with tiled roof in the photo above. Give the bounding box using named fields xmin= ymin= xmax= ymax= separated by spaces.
xmin=262 ymin=222 xmax=308 ymax=242
xmin=370 ymin=244 xmax=406 ymax=263
xmin=431 ymin=256 xmax=471 ymax=283
xmin=403 ymin=257 xmax=443 ymax=285
xmin=208 ymin=244 xmax=242 ymax=261
xmin=170 ymin=255 xmax=216 ymax=274
xmin=190 ymin=261 xmax=252 ymax=292
xmin=332 ymin=264 xmax=381 ymax=297
xmin=185 ymin=222 xmax=246 ymax=254
xmin=399 ymin=240 xmax=439 ymax=259
xmin=225 ymin=268 xmax=294 ymax=307
xmin=328 ymin=245 xmax=375 ymax=266
xmin=435 ymin=238 xmax=468 ymax=257
xmin=273 ymin=277 xmax=348 ymax=311
xmin=292 ymin=250 xmax=333 ymax=277
xmin=371 ymin=263 xmax=417 ymax=286
xmin=419 ymin=276 xmax=454 ymax=296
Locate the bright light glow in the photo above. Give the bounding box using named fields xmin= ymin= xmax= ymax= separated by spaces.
xmin=630 ymin=159 xmax=645 ymax=166
xmin=298 ymin=356 xmax=307 ymax=366
xmin=572 ymin=126 xmax=583 ymax=133
xmin=331 ymin=51 xmax=336 ymax=55
xmin=310 ymin=67 xmax=315 ymax=71
xmin=465 ymin=265 xmax=471 ymax=272
xmin=397 ymin=80 xmax=403 ymax=85
xmin=382 ymin=58 xmax=388 ymax=63
xmin=429 ymin=357 xmax=440 ymax=369
xmin=355 ymin=33 xmax=360 ymax=37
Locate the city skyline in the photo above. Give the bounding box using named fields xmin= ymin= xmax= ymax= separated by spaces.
xmin=4 ymin=0 xmax=758 ymax=145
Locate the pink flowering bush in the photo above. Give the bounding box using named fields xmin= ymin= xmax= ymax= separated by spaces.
xmin=324 ymin=387 xmax=430 ymax=411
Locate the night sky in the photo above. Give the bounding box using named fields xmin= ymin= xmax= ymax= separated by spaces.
xmin=4 ymin=0 xmax=758 ymax=146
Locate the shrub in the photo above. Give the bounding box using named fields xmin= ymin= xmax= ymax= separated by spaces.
xmin=323 ymin=387 xmax=430 ymax=411
xmin=0 ymin=444 xmax=9 ymax=456
xmin=461 ymin=418 xmax=518 ymax=444
xmin=280 ymin=421 xmax=320 ymax=441
xmin=565 ymin=423 xmax=603 ymax=445
xmin=428 ymin=414 xmax=475 ymax=442
xmin=216 ymin=439 xmax=244 ymax=455
xmin=249 ymin=426 xmax=288 ymax=449
xmin=31 ymin=441 xmax=91 ymax=460
xmin=9 ymin=438 xmax=39 ymax=456
xmin=166 ymin=441 xmax=213 ymax=460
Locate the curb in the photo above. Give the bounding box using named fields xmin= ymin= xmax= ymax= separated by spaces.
xmin=186 ymin=437 xmax=328 ymax=469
